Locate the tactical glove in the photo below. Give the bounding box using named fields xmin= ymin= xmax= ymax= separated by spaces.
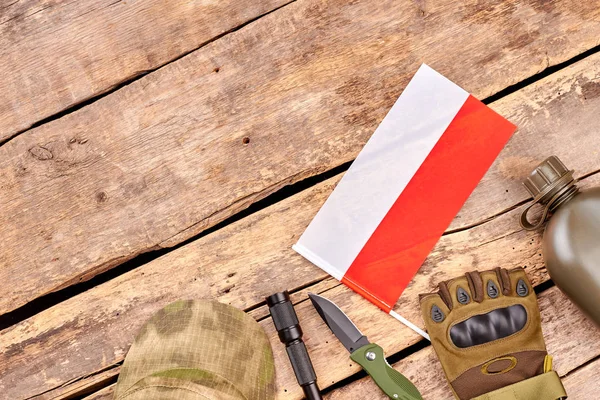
xmin=419 ymin=267 xmax=567 ymax=400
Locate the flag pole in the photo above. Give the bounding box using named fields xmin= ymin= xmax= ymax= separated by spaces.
xmin=389 ymin=310 xmax=430 ymax=341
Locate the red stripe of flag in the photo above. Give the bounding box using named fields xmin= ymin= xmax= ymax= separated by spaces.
xmin=341 ymin=95 xmax=516 ymax=312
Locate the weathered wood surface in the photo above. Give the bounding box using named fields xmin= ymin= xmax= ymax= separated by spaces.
xmin=10 ymin=262 xmax=600 ymax=399
xmin=2 ymin=161 xmax=599 ymax=399
xmin=82 ymin=292 xmax=600 ymax=400
xmin=2 ymin=50 xmax=600 ymax=398
xmin=83 ymin=385 xmax=114 ymax=400
xmin=31 ymin=365 xmax=120 ymax=400
xmin=0 ymin=164 xmax=600 ymax=398
xmin=325 ymin=286 xmax=600 ymax=399
xmin=0 ymin=0 xmax=290 ymax=143
xmin=560 ymin=357 xmax=600 ymax=399
xmin=273 ymin=277 xmax=600 ymax=398
xmin=1 ymin=0 xmax=600 ymax=317
xmin=84 ymin=355 xmax=600 ymax=400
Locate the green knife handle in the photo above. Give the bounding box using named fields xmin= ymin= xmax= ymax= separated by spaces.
xmin=350 ymin=343 xmax=423 ymax=400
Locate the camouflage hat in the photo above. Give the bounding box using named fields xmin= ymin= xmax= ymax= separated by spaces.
xmin=114 ymin=300 xmax=276 ymax=400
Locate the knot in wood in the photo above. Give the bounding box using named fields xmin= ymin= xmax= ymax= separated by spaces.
xmin=28 ymin=145 xmax=53 ymax=161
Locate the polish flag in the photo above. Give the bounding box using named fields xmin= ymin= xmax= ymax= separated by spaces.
xmin=293 ymin=64 xmax=516 ymax=338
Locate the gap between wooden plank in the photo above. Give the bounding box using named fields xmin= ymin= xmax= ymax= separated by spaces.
xmin=81 ymin=353 xmax=600 ymax=400
xmin=3 ymin=10 xmax=600 ymax=399
xmin=20 ymin=280 xmax=558 ymax=400
xmin=444 ymin=165 xmax=600 ymax=236
xmin=0 ymin=161 xmax=350 ymax=331
xmin=2 ymin=58 xmax=600 ymax=331
xmin=66 ymin=281 xmax=594 ymax=400
xmin=1 ymin=0 xmax=600 ymax=321
xmin=25 ymin=365 xmax=121 ymax=400
xmin=323 ymin=286 xmax=600 ymax=399
xmin=3 ymin=1 xmax=600 ymax=148
xmin=11 ymin=166 xmax=600 ymax=398
xmin=319 ymin=279 xmax=557 ymax=395
xmin=8 ymin=170 xmax=600 ymax=399
xmin=26 ymin=278 xmax=340 ymax=399
xmin=0 ymin=0 xmax=298 ymax=145
xmin=2 ymin=161 xmax=598 ymax=333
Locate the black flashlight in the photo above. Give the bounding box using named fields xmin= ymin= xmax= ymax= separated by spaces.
xmin=266 ymin=291 xmax=322 ymax=400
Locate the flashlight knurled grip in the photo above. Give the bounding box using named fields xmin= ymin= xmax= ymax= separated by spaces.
xmin=266 ymin=291 xmax=322 ymax=400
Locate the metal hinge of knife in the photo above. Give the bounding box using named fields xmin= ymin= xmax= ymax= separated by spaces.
xmin=308 ymin=293 xmax=423 ymax=400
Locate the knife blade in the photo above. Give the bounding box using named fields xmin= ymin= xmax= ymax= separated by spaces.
xmin=308 ymin=293 xmax=422 ymax=400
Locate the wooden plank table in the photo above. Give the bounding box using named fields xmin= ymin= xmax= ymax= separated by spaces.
xmin=1 ymin=0 xmax=599 ymax=399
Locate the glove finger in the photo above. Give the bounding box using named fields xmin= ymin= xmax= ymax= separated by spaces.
xmin=419 ymin=292 xmax=450 ymax=325
xmin=442 ymin=275 xmax=473 ymax=307
xmin=495 ymin=267 xmax=512 ymax=295
xmin=507 ymin=267 xmax=532 ymax=298
xmin=480 ymin=269 xmax=502 ymax=300
xmin=437 ymin=281 xmax=454 ymax=310
xmin=466 ymin=271 xmax=485 ymax=302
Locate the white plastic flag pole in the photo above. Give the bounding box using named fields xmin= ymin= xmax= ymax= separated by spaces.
xmin=389 ymin=310 xmax=430 ymax=341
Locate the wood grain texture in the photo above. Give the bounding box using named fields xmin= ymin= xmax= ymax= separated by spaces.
xmin=82 ymin=384 xmax=114 ymax=400
xmin=0 ymin=173 xmax=336 ymax=399
xmin=1 ymin=0 xmax=599 ymax=316
xmin=83 ymin=352 xmax=600 ymax=400
xmin=561 ymin=357 xmax=600 ymax=399
xmin=29 ymin=366 xmax=120 ymax=400
xmin=1 ymin=165 xmax=599 ymax=399
xmin=0 ymin=0 xmax=290 ymax=143
xmin=2 ymin=50 xmax=600 ymax=398
xmin=324 ymin=287 xmax=600 ymax=400
xmin=457 ymin=55 xmax=600 ymax=232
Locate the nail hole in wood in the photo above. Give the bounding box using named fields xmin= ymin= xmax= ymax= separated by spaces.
xmin=213 ymin=67 xmax=220 ymax=73
xmin=96 ymin=191 xmax=108 ymax=203
xmin=242 ymin=137 xmax=250 ymax=145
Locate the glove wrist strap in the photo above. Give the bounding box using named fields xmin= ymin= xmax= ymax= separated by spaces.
xmin=471 ymin=371 xmax=567 ymax=400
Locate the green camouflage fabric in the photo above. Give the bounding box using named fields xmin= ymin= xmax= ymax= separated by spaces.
xmin=114 ymin=300 xmax=275 ymax=400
